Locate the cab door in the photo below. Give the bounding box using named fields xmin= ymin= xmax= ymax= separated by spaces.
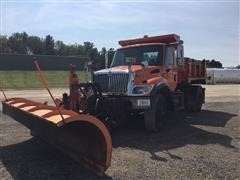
xmin=162 ymin=46 xmax=178 ymax=90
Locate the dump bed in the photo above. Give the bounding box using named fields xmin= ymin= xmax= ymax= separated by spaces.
xmin=183 ymin=57 xmax=206 ymax=83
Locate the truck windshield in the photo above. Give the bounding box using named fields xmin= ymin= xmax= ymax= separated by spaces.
xmin=111 ymin=45 xmax=163 ymax=67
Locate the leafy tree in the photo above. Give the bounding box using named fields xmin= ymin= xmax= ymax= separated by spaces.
xmin=83 ymin=41 xmax=98 ymax=59
xmin=64 ymin=44 xmax=79 ymax=56
xmin=76 ymin=45 xmax=86 ymax=56
xmin=0 ymin=35 xmax=12 ymax=53
xmin=83 ymin=41 xmax=100 ymax=69
xmin=99 ymin=47 xmax=107 ymax=69
xmin=54 ymin=40 xmax=65 ymax=55
xmin=7 ymin=32 xmax=26 ymax=54
xmin=27 ymin=36 xmax=44 ymax=54
xmin=44 ymin=35 xmax=55 ymax=55
xmin=22 ymin=32 xmax=28 ymax=51
xmin=100 ymin=47 xmax=107 ymax=56
xmin=206 ymin=59 xmax=223 ymax=68
xmin=83 ymin=42 xmax=94 ymax=51
xmin=0 ymin=32 xmax=111 ymax=70
xmin=89 ymin=48 xmax=98 ymax=60
xmin=236 ymin=65 xmax=240 ymax=69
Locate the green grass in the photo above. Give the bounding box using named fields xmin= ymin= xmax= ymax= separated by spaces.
xmin=0 ymin=71 xmax=90 ymax=89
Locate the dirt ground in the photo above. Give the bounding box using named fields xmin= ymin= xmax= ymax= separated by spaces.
xmin=0 ymin=85 xmax=239 ymax=179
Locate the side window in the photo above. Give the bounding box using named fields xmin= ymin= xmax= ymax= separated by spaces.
xmin=165 ymin=47 xmax=174 ymax=66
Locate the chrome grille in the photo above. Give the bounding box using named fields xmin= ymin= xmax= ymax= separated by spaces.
xmin=93 ymin=73 xmax=129 ymax=94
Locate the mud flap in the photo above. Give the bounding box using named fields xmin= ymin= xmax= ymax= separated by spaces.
xmin=2 ymin=98 xmax=112 ymax=176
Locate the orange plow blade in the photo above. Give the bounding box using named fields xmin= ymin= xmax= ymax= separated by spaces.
xmin=2 ymin=98 xmax=112 ymax=176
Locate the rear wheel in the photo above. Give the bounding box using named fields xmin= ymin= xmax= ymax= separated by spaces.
xmin=184 ymin=86 xmax=204 ymax=112
xmin=144 ymin=95 xmax=167 ymax=132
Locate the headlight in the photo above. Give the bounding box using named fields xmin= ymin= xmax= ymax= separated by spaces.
xmin=132 ymin=85 xmax=153 ymax=95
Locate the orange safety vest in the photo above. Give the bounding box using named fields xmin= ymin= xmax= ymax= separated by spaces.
xmin=69 ymin=73 xmax=80 ymax=112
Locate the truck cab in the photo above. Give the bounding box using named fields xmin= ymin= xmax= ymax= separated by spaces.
xmin=94 ymin=34 xmax=183 ymax=94
xmin=93 ymin=34 xmax=206 ymax=131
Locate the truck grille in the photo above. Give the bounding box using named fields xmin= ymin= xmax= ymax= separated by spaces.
xmin=93 ymin=73 xmax=129 ymax=94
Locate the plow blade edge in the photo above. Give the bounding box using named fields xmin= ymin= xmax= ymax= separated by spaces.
xmin=2 ymin=98 xmax=112 ymax=176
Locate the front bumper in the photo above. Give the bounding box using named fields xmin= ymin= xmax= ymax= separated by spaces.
xmin=102 ymin=95 xmax=151 ymax=111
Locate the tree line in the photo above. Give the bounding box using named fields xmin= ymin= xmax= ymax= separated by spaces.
xmin=205 ymin=59 xmax=223 ymax=68
xmin=0 ymin=32 xmax=106 ymax=69
xmin=1 ymin=32 xmax=231 ymax=69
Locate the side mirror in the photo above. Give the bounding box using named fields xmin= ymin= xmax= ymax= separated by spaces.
xmin=165 ymin=65 xmax=172 ymax=73
xmin=105 ymin=52 xmax=109 ymax=69
xmin=176 ymin=57 xmax=183 ymax=66
xmin=105 ymin=49 xmax=115 ymax=68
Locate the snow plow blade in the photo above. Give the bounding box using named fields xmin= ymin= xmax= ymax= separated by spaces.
xmin=2 ymin=98 xmax=112 ymax=176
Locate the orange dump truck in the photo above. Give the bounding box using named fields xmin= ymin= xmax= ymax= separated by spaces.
xmin=2 ymin=34 xmax=206 ymax=176
xmin=93 ymin=34 xmax=206 ymax=130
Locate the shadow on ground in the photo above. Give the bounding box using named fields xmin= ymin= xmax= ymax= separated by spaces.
xmin=112 ymin=109 xmax=237 ymax=162
xmin=1 ymin=137 xmax=113 ymax=180
xmin=1 ymin=106 xmax=237 ymax=179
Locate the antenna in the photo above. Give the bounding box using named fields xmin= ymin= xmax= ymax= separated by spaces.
xmin=34 ymin=61 xmax=65 ymax=123
xmin=0 ymin=86 xmax=8 ymax=101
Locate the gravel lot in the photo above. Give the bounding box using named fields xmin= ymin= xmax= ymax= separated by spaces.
xmin=0 ymin=85 xmax=239 ymax=179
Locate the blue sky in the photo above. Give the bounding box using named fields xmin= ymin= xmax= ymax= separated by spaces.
xmin=1 ymin=0 xmax=239 ymax=66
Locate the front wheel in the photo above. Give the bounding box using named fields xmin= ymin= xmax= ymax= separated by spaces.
xmin=144 ymin=95 xmax=167 ymax=132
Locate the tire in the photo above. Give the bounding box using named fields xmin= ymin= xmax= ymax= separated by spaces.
xmin=144 ymin=95 xmax=167 ymax=132
xmin=184 ymin=86 xmax=203 ymax=112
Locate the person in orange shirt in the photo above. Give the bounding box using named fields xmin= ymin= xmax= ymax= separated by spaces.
xmin=69 ymin=64 xmax=80 ymax=112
